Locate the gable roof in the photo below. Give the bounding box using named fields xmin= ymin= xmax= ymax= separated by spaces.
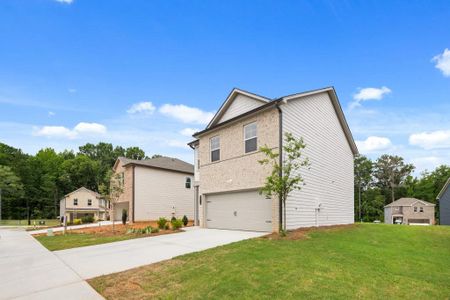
xmin=194 ymin=86 xmax=358 ymax=155
xmin=62 ymin=187 xmax=102 ymax=199
xmin=437 ymin=178 xmax=450 ymax=200
xmin=206 ymin=88 xmax=271 ymax=129
xmin=384 ymin=197 xmax=435 ymax=207
xmin=117 ymin=156 xmax=194 ymax=175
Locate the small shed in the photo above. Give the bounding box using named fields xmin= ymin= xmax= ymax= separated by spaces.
xmin=437 ymin=178 xmax=450 ymax=225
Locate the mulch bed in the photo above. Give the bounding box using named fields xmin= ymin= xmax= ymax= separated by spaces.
xmin=261 ymin=224 xmax=357 ymax=240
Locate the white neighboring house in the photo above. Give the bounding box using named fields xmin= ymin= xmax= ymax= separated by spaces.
xmin=60 ymin=187 xmax=109 ymax=222
xmin=189 ymin=87 xmax=358 ymax=232
xmin=112 ymin=156 xmax=194 ymax=222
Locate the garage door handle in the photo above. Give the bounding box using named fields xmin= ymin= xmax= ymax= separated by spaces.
xmin=265 ymin=220 xmax=272 ymax=223
xmin=207 ymin=219 xmax=211 ymax=221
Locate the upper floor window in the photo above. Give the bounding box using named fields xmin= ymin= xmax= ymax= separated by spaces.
xmin=185 ymin=177 xmax=192 ymax=189
xmin=73 ymin=198 xmax=78 ymax=206
xmin=210 ymin=136 xmax=220 ymax=162
xmin=88 ymin=199 xmax=92 ymax=206
xmin=420 ymin=207 xmax=424 ymax=212
xmin=414 ymin=207 xmax=418 ymax=212
xmin=244 ymin=122 xmax=257 ymax=153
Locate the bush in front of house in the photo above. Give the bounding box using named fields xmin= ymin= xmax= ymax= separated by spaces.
xmin=182 ymin=215 xmax=188 ymax=226
xmin=73 ymin=218 xmax=82 ymax=225
xmin=121 ymin=209 xmax=128 ymax=225
xmin=81 ymin=215 xmax=94 ymax=224
xmin=171 ymin=218 xmax=183 ymax=230
xmin=171 ymin=216 xmax=176 ymax=222
xmin=157 ymin=217 xmax=168 ymax=229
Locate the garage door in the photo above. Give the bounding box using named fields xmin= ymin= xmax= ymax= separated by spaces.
xmin=206 ymin=190 xmax=272 ymax=232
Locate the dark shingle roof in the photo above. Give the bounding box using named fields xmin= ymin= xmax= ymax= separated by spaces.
xmin=384 ymin=197 xmax=435 ymax=207
xmin=118 ymin=156 xmax=194 ymax=174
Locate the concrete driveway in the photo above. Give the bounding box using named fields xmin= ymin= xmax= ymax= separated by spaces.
xmin=56 ymin=227 xmax=266 ymax=279
xmin=0 ymin=228 xmax=102 ymax=300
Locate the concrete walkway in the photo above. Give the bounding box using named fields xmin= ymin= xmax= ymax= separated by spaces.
xmin=0 ymin=228 xmax=102 ymax=300
xmin=29 ymin=221 xmax=113 ymax=235
xmin=56 ymin=227 xmax=266 ymax=279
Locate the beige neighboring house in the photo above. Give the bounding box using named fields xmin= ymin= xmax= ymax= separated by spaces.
xmin=384 ymin=198 xmax=435 ymax=225
xmin=189 ymin=87 xmax=358 ymax=232
xmin=112 ymin=156 xmax=194 ymax=222
xmin=59 ymin=187 xmax=109 ymax=222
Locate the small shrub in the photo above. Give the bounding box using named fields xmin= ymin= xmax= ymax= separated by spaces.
xmin=182 ymin=215 xmax=188 ymax=226
xmin=171 ymin=216 xmax=176 ymax=222
xmin=81 ymin=215 xmax=94 ymax=224
xmin=171 ymin=218 xmax=183 ymax=230
xmin=73 ymin=218 xmax=82 ymax=225
xmin=122 ymin=209 xmax=128 ymax=225
xmin=144 ymin=226 xmax=153 ymax=234
xmin=126 ymin=228 xmax=135 ymax=234
xmin=151 ymin=227 xmax=159 ymax=233
xmin=157 ymin=217 xmax=168 ymax=229
xmin=164 ymin=223 xmax=170 ymax=230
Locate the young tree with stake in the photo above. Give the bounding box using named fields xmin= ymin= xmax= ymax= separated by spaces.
xmin=259 ymin=132 xmax=310 ymax=234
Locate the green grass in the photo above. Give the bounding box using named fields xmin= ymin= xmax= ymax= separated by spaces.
xmin=34 ymin=232 xmax=143 ymax=251
xmin=89 ymin=224 xmax=450 ymax=299
xmin=0 ymin=219 xmax=60 ymax=227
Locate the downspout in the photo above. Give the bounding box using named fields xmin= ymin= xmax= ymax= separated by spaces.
xmin=276 ymin=101 xmax=283 ymax=232
xmin=132 ymin=165 xmax=135 ymax=223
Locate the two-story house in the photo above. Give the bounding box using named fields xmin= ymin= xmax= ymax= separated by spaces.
xmin=111 ymin=156 xmax=194 ymax=222
xmin=59 ymin=187 xmax=109 ymax=222
xmin=189 ymin=87 xmax=358 ymax=232
xmin=384 ymin=197 xmax=435 ymax=225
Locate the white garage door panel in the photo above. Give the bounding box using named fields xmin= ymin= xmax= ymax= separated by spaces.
xmin=206 ymin=191 xmax=272 ymax=232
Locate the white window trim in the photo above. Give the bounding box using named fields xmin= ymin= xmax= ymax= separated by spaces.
xmin=244 ymin=122 xmax=257 ymax=153
xmin=210 ymin=136 xmax=220 ymax=162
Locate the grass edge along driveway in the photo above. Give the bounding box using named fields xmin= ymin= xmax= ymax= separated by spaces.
xmin=88 ymin=224 xmax=450 ymax=299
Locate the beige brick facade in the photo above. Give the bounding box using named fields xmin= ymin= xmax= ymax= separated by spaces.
xmin=112 ymin=159 xmax=134 ymax=222
xmin=197 ymin=107 xmax=281 ymax=232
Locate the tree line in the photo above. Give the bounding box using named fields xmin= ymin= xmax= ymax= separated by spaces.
xmin=0 ymin=142 xmax=158 ymax=221
xmin=354 ymin=154 xmax=450 ymax=222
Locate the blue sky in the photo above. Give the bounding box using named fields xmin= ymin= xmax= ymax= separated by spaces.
xmin=0 ymin=0 xmax=449 ymax=174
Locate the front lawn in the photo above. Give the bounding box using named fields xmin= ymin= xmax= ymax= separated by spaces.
xmin=89 ymin=224 xmax=450 ymax=299
xmin=34 ymin=222 xmax=184 ymax=251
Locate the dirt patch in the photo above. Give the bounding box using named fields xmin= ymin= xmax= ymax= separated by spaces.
xmin=262 ymin=224 xmax=358 ymax=240
xmin=32 ymin=221 xmax=194 ymax=237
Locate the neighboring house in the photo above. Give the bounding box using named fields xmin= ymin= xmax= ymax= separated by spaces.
xmin=384 ymin=198 xmax=435 ymax=225
xmin=111 ymin=156 xmax=194 ymax=222
xmin=189 ymin=87 xmax=358 ymax=232
xmin=437 ymin=178 xmax=450 ymax=225
xmin=59 ymin=187 xmax=109 ymax=222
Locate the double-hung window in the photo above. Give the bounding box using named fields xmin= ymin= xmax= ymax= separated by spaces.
xmin=88 ymin=199 xmax=92 ymax=206
xmin=73 ymin=198 xmax=78 ymax=206
xmin=244 ymin=122 xmax=257 ymax=153
xmin=210 ymin=136 xmax=220 ymax=162
xmin=185 ymin=177 xmax=192 ymax=189
xmin=419 ymin=207 xmax=424 ymax=213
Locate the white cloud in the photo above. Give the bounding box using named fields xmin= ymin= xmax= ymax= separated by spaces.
xmin=33 ymin=122 xmax=106 ymax=139
xmin=127 ymin=101 xmax=156 ymax=115
xmin=167 ymin=140 xmax=189 ymax=149
xmin=409 ymin=130 xmax=450 ymax=150
xmin=73 ymin=122 xmax=107 ymax=135
xmin=68 ymin=88 xmax=77 ymax=93
xmin=350 ymin=86 xmax=391 ymax=109
xmin=180 ymin=128 xmax=200 ymax=137
xmin=33 ymin=126 xmax=76 ymax=139
xmin=356 ymin=136 xmax=392 ymax=153
xmin=55 ymin=0 xmax=73 ymax=4
xmin=159 ymin=104 xmax=214 ymax=125
xmin=48 ymin=111 xmax=55 ymax=117
xmin=432 ymin=48 xmax=450 ymax=77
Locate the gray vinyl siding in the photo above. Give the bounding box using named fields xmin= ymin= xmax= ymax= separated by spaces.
xmin=134 ymin=166 xmax=194 ymax=221
xmin=219 ymin=94 xmax=265 ymax=124
xmin=282 ymin=92 xmax=354 ymax=229
xmin=440 ymin=187 xmax=450 ymax=225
